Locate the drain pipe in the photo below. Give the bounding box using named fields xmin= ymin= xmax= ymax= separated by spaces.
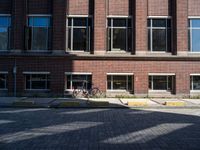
xmin=13 ymin=58 xmax=17 ymax=97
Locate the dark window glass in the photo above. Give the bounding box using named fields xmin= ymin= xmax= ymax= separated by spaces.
xmin=107 ymin=76 xmax=111 ymax=90
xmin=192 ymin=76 xmax=200 ymax=90
xmin=113 ymin=19 xmax=126 ymax=27
xmin=191 ymin=29 xmax=200 ymax=52
xmin=73 ymin=28 xmax=87 ymax=51
xmin=29 ymin=17 xmax=50 ymax=27
xmin=113 ymin=28 xmax=126 ymax=51
xmin=73 ymin=18 xmax=87 ymax=26
xmin=152 ymin=29 xmax=166 ymax=51
xmin=0 ymin=17 xmax=11 ymax=27
xmin=149 ymin=76 xmax=173 ymax=91
xmin=67 ymin=75 xmax=92 ymax=90
xmin=0 ymin=74 xmax=6 ymax=89
xmin=152 ymin=19 xmax=166 ymax=27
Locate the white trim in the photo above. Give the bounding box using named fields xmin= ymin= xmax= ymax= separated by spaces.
xmin=107 ymin=90 xmax=129 ymax=92
xmin=190 ymin=74 xmax=200 ymax=76
xmin=67 ymin=15 xmax=92 ymax=18
xmin=65 ymin=72 xmax=92 ymax=75
xmin=147 ymin=16 xmax=172 ymax=19
xmin=23 ymin=72 xmax=50 ymax=75
xmin=27 ymin=14 xmax=52 ymax=17
xmin=148 ymin=73 xmax=175 ymax=76
xmin=0 ymin=71 xmax=8 ymax=74
xmin=107 ymin=73 xmax=134 ymax=75
xmin=149 ymin=90 xmax=172 ymax=92
xmin=188 ymin=16 xmax=200 ymax=19
xmin=107 ymin=15 xmax=131 ymax=18
xmin=190 ymin=90 xmax=200 ymax=93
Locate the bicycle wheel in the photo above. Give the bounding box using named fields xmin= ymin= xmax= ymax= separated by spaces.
xmin=91 ymin=88 xmax=102 ymax=97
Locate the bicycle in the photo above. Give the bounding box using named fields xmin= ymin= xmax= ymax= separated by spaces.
xmin=72 ymin=81 xmax=102 ymax=98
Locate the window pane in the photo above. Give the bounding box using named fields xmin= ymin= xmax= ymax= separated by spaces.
xmin=26 ymin=75 xmax=31 ymax=89
xmin=73 ymin=18 xmax=87 ymax=26
xmin=32 ymin=28 xmax=48 ymax=50
xmin=107 ymin=76 xmax=111 ymax=90
xmin=128 ymin=28 xmax=132 ymax=52
xmin=0 ymin=17 xmax=11 ymax=27
xmin=193 ymin=76 xmax=200 ymax=90
xmin=191 ymin=29 xmax=200 ymax=52
xmin=0 ymin=28 xmax=8 ymax=50
xmin=68 ymin=28 xmax=71 ymax=50
xmin=128 ymin=76 xmax=133 ymax=91
xmin=148 ymin=29 xmax=151 ymax=50
xmin=167 ymin=29 xmax=171 ymax=52
xmin=191 ymin=20 xmax=200 ymax=28
xmin=0 ymin=74 xmax=6 ymax=89
xmin=152 ymin=29 xmax=166 ymax=51
xmin=168 ymin=76 xmax=173 ymax=91
xmin=107 ymin=28 xmax=111 ymax=51
xmin=73 ymin=28 xmax=87 ymax=51
xmin=149 ymin=76 xmax=152 ymax=90
xmin=152 ymin=19 xmax=166 ymax=27
xmin=113 ymin=76 xmax=127 ymax=90
xmin=153 ymin=76 xmax=167 ymax=90
xmin=29 ymin=17 xmax=50 ymax=27
xmin=113 ymin=19 xmax=126 ymax=27
xmin=71 ymin=75 xmax=92 ymax=90
xmin=113 ymin=28 xmax=126 ymax=51
xmin=31 ymin=74 xmax=49 ymax=90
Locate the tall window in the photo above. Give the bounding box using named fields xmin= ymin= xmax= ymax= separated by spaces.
xmin=107 ymin=18 xmax=132 ymax=52
xmin=107 ymin=75 xmax=133 ymax=91
xmin=191 ymin=76 xmax=200 ymax=90
xmin=25 ymin=74 xmax=50 ymax=90
xmin=189 ymin=19 xmax=200 ymax=52
xmin=148 ymin=19 xmax=171 ymax=52
xmin=67 ymin=17 xmax=92 ymax=51
xmin=26 ymin=16 xmax=51 ymax=51
xmin=0 ymin=74 xmax=7 ymax=90
xmin=149 ymin=75 xmax=174 ymax=91
xmin=0 ymin=16 xmax=11 ymax=51
xmin=66 ymin=74 xmax=92 ymax=90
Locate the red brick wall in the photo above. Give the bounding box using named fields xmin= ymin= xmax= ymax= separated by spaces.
xmin=28 ymin=0 xmax=52 ymax=14
xmin=0 ymin=0 xmax=12 ymax=14
xmin=68 ymin=0 xmax=89 ymax=15
xmin=148 ymin=0 xmax=172 ymax=16
xmin=188 ymin=0 xmax=200 ymax=16
xmin=108 ymin=0 xmax=129 ymax=16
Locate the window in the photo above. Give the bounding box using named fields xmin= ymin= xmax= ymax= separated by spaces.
xmin=0 ymin=16 xmax=11 ymax=50
xmin=67 ymin=17 xmax=92 ymax=51
xmin=107 ymin=18 xmax=132 ymax=52
xmin=148 ymin=18 xmax=171 ymax=52
xmin=26 ymin=16 xmax=51 ymax=51
xmin=66 ymin=74 xmax=92 ymax=90
xmin=0 ymin=74 xmax=7 ymax=90
xmin=149 ymin=75 xmax=174 ymax=91
xmin=25 ymin=74 xmax=50 ymax=90
xmin=191 ymin=76 xmax=200 ymax=90
xmin=107 ymin=75 xmax=133 ymax=91
xmin=189 ymin=19 xmax=200 ymax=52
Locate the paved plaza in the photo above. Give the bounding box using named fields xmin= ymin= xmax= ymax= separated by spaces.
xmin=0 ymin=108 xmax=200 ymax=150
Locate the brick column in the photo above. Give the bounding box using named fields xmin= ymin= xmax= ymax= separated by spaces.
xmin=134 ymin=0 xmax=148 ymax=55
xmin=52 ymin=0 xmax=67 ymax=53
xmin=12 ymin=0 xmax=26 ymax=51
xmin=134 ymin=72 xmax=148 ymax=97
xmin=176 ymin=73 xmax=190 ymax=97
xmin=173 ymin=0 xmax=188 ymax=55
xmin=93 ymin=0 xmax=107 ymax=55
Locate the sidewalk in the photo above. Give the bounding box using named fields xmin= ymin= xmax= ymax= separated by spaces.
xmin=0 ymin=97 xmax=200 ymax=108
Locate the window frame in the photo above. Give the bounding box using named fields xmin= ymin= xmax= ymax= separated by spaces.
xmin=148 ymin=17 xmax=171 ymax=52
xmin=65 ymin=72 xmax=92 ymax=91
xmin=190 ymin=74 xmax=200 ymax=92
xmin=107 ymin=17 xmax=132 ymax=52
xmin=66 ymin=16 xmax=92 ymax=52
xmin=106 ymin=73 xmax=133 ymax=92
xmin=148 ymin=74 xmax=175 ymax=92
xmin=0 ymin=72 xmax=8 ymax=90
xmin=24 ymin=72 xmax=50 ymax=91
xmin=27 ymin=15 xmax=51 ymax=51
xmin=188 ymin=18 xmax=200 ymax=53
xmin=0 ymin=14 xmax=11 ymax=51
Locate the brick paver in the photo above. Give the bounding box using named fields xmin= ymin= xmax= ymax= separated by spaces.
xmin=0 ymin=108 xmax=200 ymax=150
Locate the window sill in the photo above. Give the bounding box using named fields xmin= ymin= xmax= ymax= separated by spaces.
xmin=0 ymin=89 xmax=8 ymax=91
xmin=25 ymin=89 xmax=50 ymax=92
xmin=190 ymin=90 xmax=200 ymax=93
xmin=26 ymin=50 xmax=50 ymax=53
xmin=107 ymin=90 xmax=131 ymax=92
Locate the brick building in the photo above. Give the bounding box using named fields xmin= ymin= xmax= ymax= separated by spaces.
xmin=0 ymin=0 xmax=200 ymax=97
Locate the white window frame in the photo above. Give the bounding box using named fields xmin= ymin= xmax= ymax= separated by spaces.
xmin=65 ymin=73 xmax=92 ymax=91
xmin=148 ymin=17 xmax=171 ymax=52
xmin=106 ymin=73 xmax=133 ymax=92
xmin=27 ymin=15 xmax=51 ymax=51
xmin=0 ymin=14 xmax=11 ymax=52
xmin=24 ymin=72 xmax=50 ymax=91
xmin=190 ymin=74 xmax=200 ymax=92
xmin=107 ymin=17 xmax=132 ymax=52
xmin=0 ymin=72 xmax=8 ymax=90
xmin=148 ymin=74 xmax=175 ymax=92
xmin=188 ymin=18 xmax=200 ymax=53
xmin=66 ymin=16 xmax=92 ymax=52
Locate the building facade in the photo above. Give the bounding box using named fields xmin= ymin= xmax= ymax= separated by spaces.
xmin=0 ymin=0 xmax=200 ymax=97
